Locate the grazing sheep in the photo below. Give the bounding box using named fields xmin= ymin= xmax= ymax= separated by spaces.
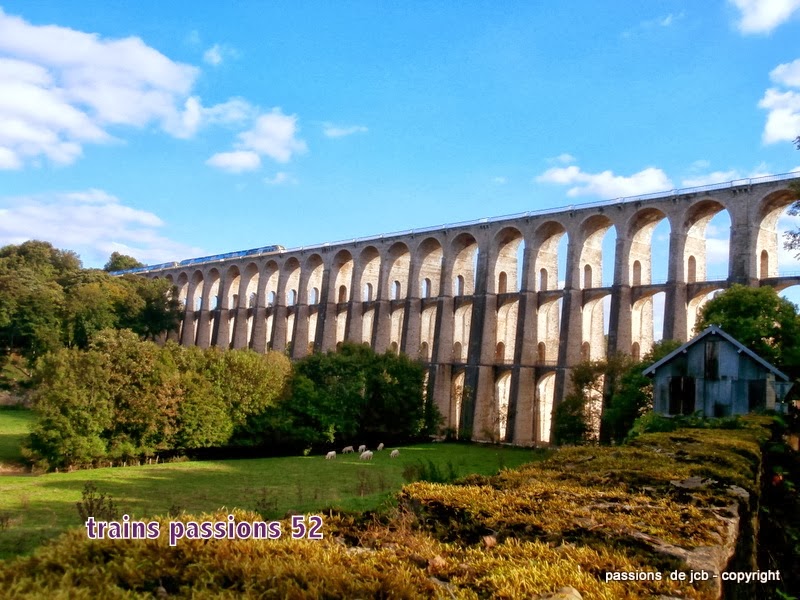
xmin=390 ymin=449 xmax=400 ymax=458
xmin=325 ymin=451 xmax=336 ymax=460
xmin=358 ymin=444 xmax=367 ymax=453
xmin=360 ymin=450 xmax=373 ymax=461
xmin=342 ymin=446 xmax=354 ymax=454
xmin=377 ymin=443 xmax=384 ymax=451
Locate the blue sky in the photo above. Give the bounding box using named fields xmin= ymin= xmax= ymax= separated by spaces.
xmin=0 ymin=1 xmax=799 ymax=273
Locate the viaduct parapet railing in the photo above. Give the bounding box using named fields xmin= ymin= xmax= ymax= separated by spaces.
xmin=132 ymin=173 xmax=800 ymax=446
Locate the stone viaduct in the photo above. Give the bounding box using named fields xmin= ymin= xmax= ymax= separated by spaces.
xmin=139 ymin=173 xmax=800 ymax=445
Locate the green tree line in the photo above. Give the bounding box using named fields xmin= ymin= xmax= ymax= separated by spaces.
xmin=25 ymin=332 xmax=436 ymax=470
xmin=0 ymin=241 xmax=182 ymax=371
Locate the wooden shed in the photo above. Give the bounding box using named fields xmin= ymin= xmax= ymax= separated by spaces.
xmin=642 ymin=326 xmax=791 ymax=417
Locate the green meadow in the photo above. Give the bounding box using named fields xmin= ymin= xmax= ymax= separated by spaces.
xmin=0 ymin=408 xmax=547 ymax=560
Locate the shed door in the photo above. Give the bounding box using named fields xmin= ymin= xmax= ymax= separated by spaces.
xmin=669 ymin=376 xmax=696 ymax=415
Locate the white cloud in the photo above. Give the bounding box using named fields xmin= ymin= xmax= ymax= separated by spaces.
xmin=681 ymin=170 xmax=741 ymax=187
xmin=0 ymin=9 xmax=256 ymax=168
xmin=206 ymin=150 xmax=261 ymax=173
xmin=729 ymin=0 xmax=800 ymax=34
xmin=235 ymin=109 xmax=307 ymax=163
xmin=622 ymin=12 xmax=684 ymax=37
xmin=772 ymin=59 xmax=800 ymax=87
xmin=0 ymin=189 xmax=203 ymax=267
xmin=759 ymin=88 xmax=800 ymax=144
xmin=202 ymin=43 xmax=237 ymax=67
xmin=547 ymin=153 xmax=576 ymax=165
xmin=492 ymin=176 xmax=507 ymax=185
xmin=264 ymin=172 xmax=297 ymax=185
xmin=203 ymin=44 xmax=223 ymax=66
xmin=323 ymin=123 xmax=368 ymax=138
xmin=536 ymin=164 xmax=672 ymax=198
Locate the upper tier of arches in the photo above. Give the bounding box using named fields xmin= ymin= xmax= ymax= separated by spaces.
xmin=160 ymin=179 xmax=795 ymax=318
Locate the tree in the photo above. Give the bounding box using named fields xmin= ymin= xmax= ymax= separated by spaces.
xmin=695 ymin=284 xmax=800 ymax=377
xmin=601 ymin=340 xmax=682 ymax=444
xmin=264 ymin=343 xmax=434 ymax=447
xmin=103 ymin=252 xmax=144 ymax=272
xmin=782 ymin=137 xmax=800 ymax=255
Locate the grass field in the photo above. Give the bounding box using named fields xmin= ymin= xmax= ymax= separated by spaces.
xmin=0 ymin=408 xmax=548 ymax=560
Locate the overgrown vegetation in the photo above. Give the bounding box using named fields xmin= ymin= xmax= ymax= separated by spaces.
xmin=553 ymin=340 xmax=681 ymax=446
xmin=0 ymin=421 xmax=775 ymax=599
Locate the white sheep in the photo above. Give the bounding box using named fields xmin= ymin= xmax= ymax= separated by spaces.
xmin=390 ymin=449 xmax=400 ymax=458
xmin=342 ymin=446 xmax=354 ymax=454
xmin=325 ymin=451 xmax=336 ymax=460
xmin=358 ymin=444 xmax=367 ymax=453
xmin=377 ymin=443 xmax=384 ymax=451
xmin=360 ymin=450 xmax=373 ymax=461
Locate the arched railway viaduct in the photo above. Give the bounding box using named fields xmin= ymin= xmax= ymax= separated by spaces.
xmin=132 ymin=173 xmax=800 ymax=445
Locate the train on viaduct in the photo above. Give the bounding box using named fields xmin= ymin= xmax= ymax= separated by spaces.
xmin=117 ymin=173 xmax=800 ymax=445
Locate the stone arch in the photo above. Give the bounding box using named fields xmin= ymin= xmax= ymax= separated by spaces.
xmin=578 ymin=214 xmax=613 ymax=290
xmin=263 ymin=261 xmax=280 ymax=307
xmin=190 ymin=270 xmax=204 ymax=311
xmin=218 ymin=265 xmax=241 ymax=347
xmin=581 ymin=341 xmax=590 ymax=361
xmin=175 ymin=272 xmax=189 ymax=310
xmin=222 ymin=265 xmax=241 ymax=310
xmin=450 ymin=233 xmax=479 ymax=296
xmin=387 ymin=242 xmax=411 ymax=300
xmin=206 ymin=268 xmax=221 ymax=311
xmin=451 ymin=369 xmax=466 ymax=435
xmin=281 ymin=258 xmax=301 ymax=350
xmin=422 ymin=278 xmax=432 ymax=298
xmin=242 ymin=263 xmax=259 ymax=308
xmin=537 ymin=372 xmax=556 ymax=444
xmin=455 ymin=274 xmax=465 ymax=296
xmin=583 ymin=265 xmax=592 ymax=289
xmin=358 ymin=246 xmax=381 ymax=302
xmin=498 ymin=272 xmax=508 ymax=293
xmin=491 ymin=227 xmax=524 ymax=294
xmin=416 ymin=237 xmax=443 ymax=298
xmin=330 ymin=249 xmax=354 ymax=304
xmin=532 ymin=221 xmax=567 ymax=291
xmin=304 ymin=254 xmax=324 ymax=305
xmin=682 ymin=199 xmax=729 ymax=284
xmin=626 ymin=207 xmax=669 ymax=286
xmin=581 ymin=293 xmax=608 ymax=361
xmin=494 ymin=372 xmax=512 ymax=441
xmin=631 ymin=291 xmax=658 ymax=357
xmin=756 ymin=189 xmax=797 ymax=279
xmin=632 ymin=261 xmax=642 ymax=286
xmin=453 ymin=341 xmax=463 ymax=362
xmin=631 ymin=342 xmax=640 ymax=362
xmin=537 ymin=342 xmax=546 ymax=363
xmin=202 ymin=268 xmax=221 ymax=348
xmin=686 ymin=286 xmax=725 ymax=338
xmin=492 ymin=227 xmax=524 ymax=364
xmin=240 ymin=262 xmax=259 ymax=348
